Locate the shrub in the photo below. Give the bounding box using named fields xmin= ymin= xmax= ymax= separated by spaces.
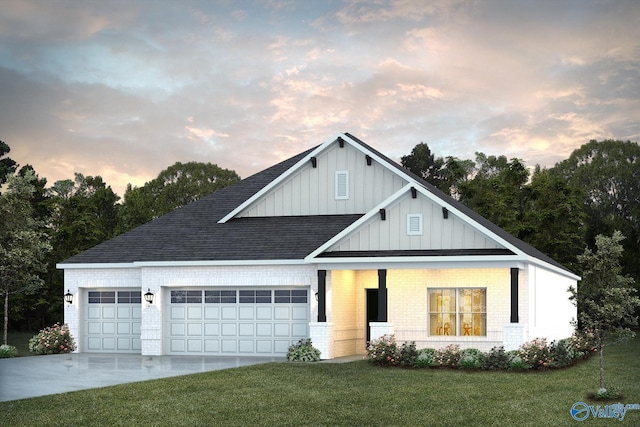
xmin=459 ymin=348 xmax=485 ymax=369
xmin=286 ymin=338 xmax=321 ymax=362
xmin=570 ymin=329 xmax=597 ymax=359
xmin=366 ymin=335 xmax=399 ymax=366
xmin=398 ymin=341 xmax=419 ymax=367
xmin=415 ymin=348 xmax=437 ymax=368
xmin=484 ymin=346 xmax=509 ymax=370
xmin=29 ymin=323 xmax=76 ymax=355
xmin=0 ymin=344 xmax=18 ymax=358
xmin=549 ymin=338 xmax=575 ymax=368
xmin=518 ymin=338 xmax=550 ymax=369
xmin=507 ymin=350 xmax=529 ymax=370
xmin=434 ymin=344 xmax=461 ymax=368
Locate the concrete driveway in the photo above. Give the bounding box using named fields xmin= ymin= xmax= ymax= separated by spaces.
xmin=0 ymin=353 xmax=283 ymax=402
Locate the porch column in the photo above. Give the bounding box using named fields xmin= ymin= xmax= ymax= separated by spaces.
xmin=377 ymin=269 xmax=387 ymax=322
xmin=510 ymin=267 xmax=519 ymax=323
xmin=317 ymin=269 xmax=327 ymax=322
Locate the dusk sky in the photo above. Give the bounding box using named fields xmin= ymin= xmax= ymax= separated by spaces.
xmin=2 ymin=0 xmax=639 ymax=197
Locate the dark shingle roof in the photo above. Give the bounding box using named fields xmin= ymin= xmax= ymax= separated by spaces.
xmin=61 ymin=148 xmax=361 ymax=264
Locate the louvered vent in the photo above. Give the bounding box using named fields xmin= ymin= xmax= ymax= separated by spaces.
xmin=407 ymin=214 xmax=423 ymax=235
xmin=335 ymin=171 xmax=349 ymax=200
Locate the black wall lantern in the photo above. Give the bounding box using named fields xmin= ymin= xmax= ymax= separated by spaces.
xmin=144 ymin=289 xmax=154 ymax=304
xmin=63 ymin=289 xmax=73 ymax=305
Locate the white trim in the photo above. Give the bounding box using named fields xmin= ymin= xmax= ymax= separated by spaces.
xmin=57 ymin=259 xmax=307 ymax=270
xmin=406 ymin=213 xmax=423 ymax=235
xmin=335 ymin=170 xmax=349 ymax=200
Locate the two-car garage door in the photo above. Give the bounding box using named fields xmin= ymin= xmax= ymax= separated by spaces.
xmin=165 ymin=288 xmax=310 ymax=356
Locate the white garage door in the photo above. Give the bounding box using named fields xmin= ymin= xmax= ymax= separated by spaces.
xmin=165 ymin=288 xmax=309 ymax=356
xmin=85 ymin=290 xmax=142 ymax=353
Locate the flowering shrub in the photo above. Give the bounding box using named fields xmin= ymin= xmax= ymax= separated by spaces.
xmin=507 ymin=351 xmax=529 ymax=370
xmin=286 ymin=338 xmax=321 ymax=362
xmin=570 ymin=329 xmax=597 ymax=358
xmin=29 ymin=323 xmax=76 ymax=355
xmin=484 ymin=346 xmax=509 ymax=370
xmin=518 ymin=338 xmax=550 ymax=369
xmin=366 ymin=335 xmax=400 ymax=366
xmin=459 ymin=348 xmax=485 ymax=369
xmin=433 ymin=344 xmax=461 ymax=368
xmin=0 ymin=344 xmax=18 ymax=358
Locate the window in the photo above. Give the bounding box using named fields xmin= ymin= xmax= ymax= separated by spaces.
xmin=407 ymin=214 xmax=423 ymax=235
xmin=117 ymin=291 xmax=141 ymax=303
xmin=239 ymin=290 xmax=272 ymax=303
xmin=88 ymin=291 xmax=115 ymax=304
xmin=274 ymin=289 xmax=308 ymax=303
xmin=171 ymin=290 xmax=202 ymax=303
xmin=335 ymin=171 xmax=349 ymax=200
xmin=428 ymin=288 xmax=486 ymax=336
xmin=205 ymin=290 xmax=237 ymax=303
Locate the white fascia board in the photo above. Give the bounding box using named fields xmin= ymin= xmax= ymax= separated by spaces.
xmin=218 ymin=133 xmax=347 ymax=223
xmin=56 ymin=262 xmax=137 ymax=270
xmin=57 ymin=259 xmax=307 ymax=270
xmin=523 ymin=256 xmax=581 ymax=281
xmin=315 ymin=258 xmax=528 ymax=271
xmin=304 ymin=184 xmax=413 ymax=261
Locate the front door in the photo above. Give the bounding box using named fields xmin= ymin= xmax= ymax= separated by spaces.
xmin=365 ymin=289 xmax=378 ymax=343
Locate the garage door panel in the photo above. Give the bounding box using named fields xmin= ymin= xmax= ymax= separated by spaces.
xmin=239 ymin=340 xmax=254 ymax=353
xmin=204 ymin=307 xmax=220 ymax=320
xmin=102 ymin=337 xmax=116 ymax=350
xmin=88 ymin=307 xmax=101 ymax=319
xmin=239 ymin=323 xmax=254 ymax=336
xmin=188 ymin=323 xmax=203 ymax=336
xmin=117 ymin=322 xmax=131 ymax=334
xmin=171 ymin=339 xmax=186 ymax=352
xmin=132 ymin=322 xmax=141 ymax=335
xmin=88 ymin=337 xmax=102 ymax=350
xmin=102 ymin=322 xmax=116 ymax=335
xmin=187 ymin=307 xmax=202 ymax=319
xmin=221 ymin=306 xmax=237 ymax=319
xmin=88 ymin=322 xmax=101 ymax=334
xmin=187 ymin=339 xmax=202 ymax=352
xmin=256 ymin=340 xmax=272 ymax=353
xmin=274 ymin=323 xmax=290 ymax=336
xmin=171 ymin=323 xmax=185 ymax=336
xmin=117 ymin=306 xmax=131 ymax=319
xmin=117 ymin=337 xmax=131 ymax=351
xmin=204 ymin=323 xmax=219 ymax=336
xmin=171 ymin=306 xmax=186 ymax=320
xmin=292 ymin=323 xmax=308 ymax=337
xmin=274 ymin=340 xmax=290 ymax=353
xmin=221 ymin=323 xmax=237 ymax=336
xmin=221 ymin=340 xmax=237 ymax=353
xmin=256 ymin=307 xmax=272 ymax=320
xmin=274 ymin=306 xmax=290 ymax=320
xmin=205 ymin=339 xmax=220 ymax=352
xmin=102 ymin=307 xmax=116 ymax=319
xmin=292 ymin=306 xmax=308 ymax=320
xmin=256 ymin=323 xmax=272 ymax=336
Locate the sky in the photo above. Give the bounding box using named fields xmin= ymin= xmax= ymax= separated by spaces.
xmin=1 ymin=0 xmax=639 ymax=197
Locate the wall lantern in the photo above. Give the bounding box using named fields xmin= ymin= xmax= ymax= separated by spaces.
xmin=63 ymin=289 xmax=73 ymax=305
xmin=144 ymin=289 xmax=154 ymax=304
xmin=314 ymin=292 xmax=319 ymax=301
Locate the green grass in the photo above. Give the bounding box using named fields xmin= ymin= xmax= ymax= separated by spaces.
xmin=2 ymin=337 xmax=639 ymax=426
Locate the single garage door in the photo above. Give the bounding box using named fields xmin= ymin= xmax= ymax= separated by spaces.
xmin=166 ymin=288 xmax=309 ymax=356
xmin=85 ymin=290 xmax=142 ymax=353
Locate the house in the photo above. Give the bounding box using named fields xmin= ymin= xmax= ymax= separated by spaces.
xmin=58 ymin=133 xmax=579 ymax=359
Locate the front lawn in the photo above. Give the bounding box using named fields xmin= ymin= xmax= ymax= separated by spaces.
xmin=1 ymin=336 xmax=639 ymax=426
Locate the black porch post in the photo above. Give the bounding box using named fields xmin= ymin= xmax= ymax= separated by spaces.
xmin=377 ymin=269 xmax=388 ymax=322
xmin=317 ymin=270 xmax=327 ymax=322
xmin=510 ymin=268 xmax=519 ymax=323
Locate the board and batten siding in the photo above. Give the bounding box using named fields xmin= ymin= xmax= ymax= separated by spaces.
xmin=327 ymin=192 xmax=505 ymax=252
xmin=239 ymin=143 xmax=408 ymax=217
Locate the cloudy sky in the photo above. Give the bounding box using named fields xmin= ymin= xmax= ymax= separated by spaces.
xmin=2 ymin=0 xmax=639 ymax=196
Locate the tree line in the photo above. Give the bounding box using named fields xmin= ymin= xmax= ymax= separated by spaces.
xmin=1 ymin=138 xmax=639 ymax=337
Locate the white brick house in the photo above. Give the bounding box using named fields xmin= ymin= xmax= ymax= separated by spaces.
xmin=58 ymin=133 xmax=579 ymax=359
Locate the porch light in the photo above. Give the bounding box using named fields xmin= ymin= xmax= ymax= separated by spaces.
xmin=144 ymin=289 xmax=154 ymax=304
xmin=63 ymin=289 xmax=73 ymax=305
xmin=314 ymin=292 xmax=319 ymax=301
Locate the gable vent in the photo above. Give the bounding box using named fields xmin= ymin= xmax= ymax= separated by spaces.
xmin=335 ymin=171 xmax=349 ymax=200
xmin=407 ymin=214 xmax=423 ymax=235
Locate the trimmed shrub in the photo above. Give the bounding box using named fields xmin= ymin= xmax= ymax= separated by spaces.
xmin=366 ymin=335 xmax=400 ymax=366
xmin=29 ymin=323 xmax=76 ymax=355
xmin=484 ymin=346 xmax=509 ymax=370
xmin=507 ymin=350 xmax=529 ymax=370
xmin=549 ymin=338 xmax=575 ymax=368
xmin=0 ymin=344 xmax=18 ymax=358
xmin=415 ymin=348 xmax=437 ymax=368
xmin=398 ymin=341 xmax=419 ymax=367
xmin=459 ymin=348 xmax=485 ymax=369
xmin=287 ymin=338 xmax=321 ymax=362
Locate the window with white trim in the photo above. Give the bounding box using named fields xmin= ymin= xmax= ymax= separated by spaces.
xmin=407 ymin=214 xmax=423 ymax=235
xmin=335 ymin=171 xmax=349 ymax=200
xmin=428 ymin=288 xmax=486 ymax=336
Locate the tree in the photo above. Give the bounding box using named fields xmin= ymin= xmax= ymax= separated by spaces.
xmin=401 ymin=143 xmax=445 ymax=188
xmin=0 ymin=141 xmax=17 ymax=185
xmin=0 ymin=170 xmax=52 ymax=344
xmin=569 ymin=231 xmax=640 ymax=391
xmin=117 ymin=161 xmax=240 ymax=232
xmin=553 ymin=140 xmax=640 ymax=282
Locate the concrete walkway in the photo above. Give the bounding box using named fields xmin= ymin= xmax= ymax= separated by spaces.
xmin=0 ymin=353 xmax=283 ymax=402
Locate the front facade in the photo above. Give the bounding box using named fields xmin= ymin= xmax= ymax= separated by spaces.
xmin=59 ymin=133 xmax=578 ymax=358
